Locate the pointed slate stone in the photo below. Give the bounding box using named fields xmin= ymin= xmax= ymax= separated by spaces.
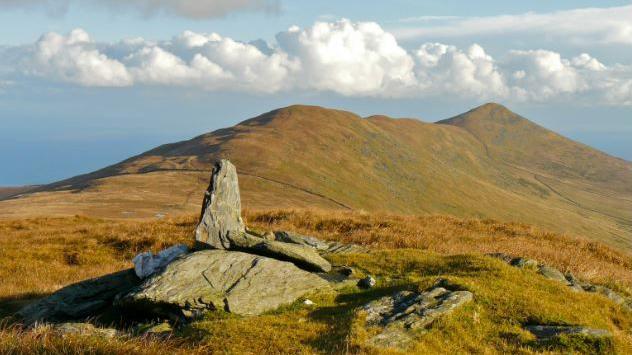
xmin=195 ymin=159 xmax=245 ymax=249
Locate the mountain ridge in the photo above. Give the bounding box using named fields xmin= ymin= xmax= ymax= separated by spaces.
xmin=1 ymin=103 xmax=631 ymax=251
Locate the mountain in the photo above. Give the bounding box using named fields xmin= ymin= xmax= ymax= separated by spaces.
xmin=0 ymin=186 xmax=36 ymax=200
xmin=1 ymin=103 xmax=631 ymax=250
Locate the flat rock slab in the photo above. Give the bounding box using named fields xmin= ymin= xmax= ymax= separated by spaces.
xmin=360 ymin=285 xmax=473 ymax=349
xmin=18 ymin=269 xmax=140 ymax=326
xmin=231 ymin=232 xmax=332 ymax=272
xmin=274 ymin=231 xmax=331 ymax=251
xmin=273 ymin=230 xmax=368 ymax=255
xmin=325 ymin=242 xmax=368 ymax=254
xmin=116 ymin=250 xmax=330 ymax=319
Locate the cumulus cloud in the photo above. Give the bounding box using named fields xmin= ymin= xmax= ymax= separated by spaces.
xmin=276 ymin=20 xmax=416 ymax=96
xmin=125 ymin=30 xmax=297 ymax=92
xmin=414 ymin=43 xmax=507 ymax=98
xmin=504 ymin=50 xmax=585 ymax=100
xmin=26 ymin=29 xmax=132 ymax=86
xmin=3 ymin=19 xmax=632 ymax=105
xmin=0 ymin=0 xmax=279 ymax=19
xmin=392 ymin=5 xmax=632 ymax=46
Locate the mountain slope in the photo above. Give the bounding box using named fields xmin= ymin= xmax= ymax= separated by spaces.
xmin=438 ymin=103 xmax=631 ymax=193
xmin=1 ymin=104 xmax=631 ymax=250
xmin=0 ymin=186 xmax=36 ymax=200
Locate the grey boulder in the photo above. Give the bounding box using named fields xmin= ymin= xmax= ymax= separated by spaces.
xmin=115 ymin=250 xmax=330 ymax=319
xmin=538 ymin=265 xmax=570 ymax=284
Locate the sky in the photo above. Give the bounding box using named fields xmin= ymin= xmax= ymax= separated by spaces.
xmin=1 ymin=0 xmax=631 ymax=185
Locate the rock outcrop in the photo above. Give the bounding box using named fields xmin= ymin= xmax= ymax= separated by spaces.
xmin=16 ymin=159 xmax=361 ymax=328
xmin=18 ymin=269 xmax=140 ymax=326
xmin=193 ymin=160 xmax=332 ymax=272
xmin=195 ymin=160 xmax=245 ymax=249
xmin=115 ymin=250 xmax=330 ymax=319
xmin=359 ymin=281 xmax=473 ymax=349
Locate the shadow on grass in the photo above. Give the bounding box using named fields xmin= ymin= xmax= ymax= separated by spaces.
xmin=0 ymin=292 xmax=49 ymax=322
xmin=526 ymin=335 xmax=615 ymax=354
xmin=341 ymin=252 xmax=498 ymax=281
xmin=305 ymin=284 xmax=412 ymax=353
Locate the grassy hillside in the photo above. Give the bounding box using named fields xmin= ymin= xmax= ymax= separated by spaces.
xmin=1 ymin=211 xmax=631 ymax=354
xmin=1 ymin=104 xmax=630 ymax=251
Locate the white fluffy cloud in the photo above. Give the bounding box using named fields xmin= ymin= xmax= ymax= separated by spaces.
xmin=276 ymin=20 xmax=416 ymax=96
xmin=414 ymin=43 xmax=507 ymax=98
xmin=121 ymin=30 xmax=297 ymax=92
xmin=0 ymin=0 xmax=278 ymax=19
xmin=504 ymin=50 xmax=585 ymax=100
xmin=3 ymin=19 xmax=632 ymax=105
xmin=26 ymin=29 xmax=132 ymax=87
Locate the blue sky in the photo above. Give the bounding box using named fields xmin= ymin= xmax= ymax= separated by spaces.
xmin=1 ymin=1 xmax=631 ymax=185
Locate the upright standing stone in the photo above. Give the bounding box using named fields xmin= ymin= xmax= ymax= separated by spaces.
xmin=195 ymin=159 xmax=245 ymax=249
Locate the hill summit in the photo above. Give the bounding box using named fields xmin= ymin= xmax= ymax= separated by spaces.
xmin=1 ymin=103 xmax=631 ymax=250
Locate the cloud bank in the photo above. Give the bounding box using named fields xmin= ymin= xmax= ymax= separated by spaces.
xmin=2 ymin=19 xmax=632 ymax=105
xmin=0 ymin=0 xmax=279 ymax=19
xmin=392 ymin=5 xmax=632 ymax=46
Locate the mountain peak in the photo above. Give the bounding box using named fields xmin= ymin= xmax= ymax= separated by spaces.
xmin=239 ymin=104 xmax=360 ymax=128
xmin=437 ymin=102 xmax=523 ymax=127
xmin=474 ymin=102 xmax=510 ymax=112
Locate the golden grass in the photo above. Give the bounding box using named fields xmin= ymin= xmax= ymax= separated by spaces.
xmin=0 ymin=322 xmax=192 ymax=355
xmin=1 ymin=210 xmax=631 ymax=354
xmin=0 ymin=216 xmax=192 ymax=308
xmin=245 ymin=209 xmax=632 ymax=292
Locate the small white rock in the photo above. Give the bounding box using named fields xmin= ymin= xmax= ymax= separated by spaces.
xmin=303 ymin=299 xmax=315 ymax=306
xmin=132 ymin=244 xmax=188 ymax=279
